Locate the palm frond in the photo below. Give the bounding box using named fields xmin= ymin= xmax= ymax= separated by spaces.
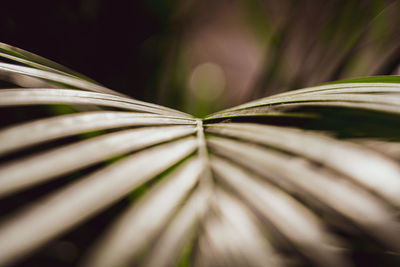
xmin=0 ymin=43 xmax=400 ymax=267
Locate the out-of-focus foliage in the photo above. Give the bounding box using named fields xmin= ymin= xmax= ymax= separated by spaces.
xmin=161 ymin=0 xmax=400 ymax=117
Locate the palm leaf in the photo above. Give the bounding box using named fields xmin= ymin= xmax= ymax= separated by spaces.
xmin=0 ymin=43 xmax=400 ymax=267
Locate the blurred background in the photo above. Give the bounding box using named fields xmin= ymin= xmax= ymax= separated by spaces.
xmin=2 ymin=0 xmax=400 ymax=117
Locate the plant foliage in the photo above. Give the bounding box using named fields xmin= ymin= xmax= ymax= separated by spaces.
xmin=0 ymin=42 xmax=400 ymax=267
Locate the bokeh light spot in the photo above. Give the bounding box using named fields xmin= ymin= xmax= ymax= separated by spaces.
xmin=189 ymin=62 xmax=226 ymax=101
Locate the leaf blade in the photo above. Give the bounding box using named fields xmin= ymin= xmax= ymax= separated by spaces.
xmin=0 ymin=111 xmax=195 ymax=155
xmin=0 ymin=125 xmax=196 ymax=197
xmin=0 ymin=136 xmax=197 ymax=266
